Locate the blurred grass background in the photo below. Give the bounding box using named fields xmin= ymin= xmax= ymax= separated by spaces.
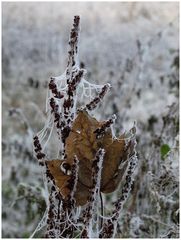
xmin=2 ymin=2 xmax=179 ymax=238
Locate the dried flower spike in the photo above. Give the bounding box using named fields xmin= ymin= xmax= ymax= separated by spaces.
xmin=33 ymin=15 xmax=137 ymax=239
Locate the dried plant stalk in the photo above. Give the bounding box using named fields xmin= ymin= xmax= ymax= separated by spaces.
xmin=33 ymin=15 xmax=137 ymax=239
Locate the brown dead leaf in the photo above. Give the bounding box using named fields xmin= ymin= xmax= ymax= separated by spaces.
xmin=46 ymin=159 xmax=70 ymax=197
xmin=46 ymin=110 xmax=130 ymax=206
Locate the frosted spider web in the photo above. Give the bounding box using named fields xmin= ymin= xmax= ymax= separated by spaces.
xmin=31 ymin=16 xmax=137 ymax=238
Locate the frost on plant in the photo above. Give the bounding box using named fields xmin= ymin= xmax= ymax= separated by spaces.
xmin=33 ymin=16 xmax=137 ymax=238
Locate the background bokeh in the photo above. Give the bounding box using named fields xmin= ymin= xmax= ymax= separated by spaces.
xmin=2 ymin=2 xmax=179 ymax=238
